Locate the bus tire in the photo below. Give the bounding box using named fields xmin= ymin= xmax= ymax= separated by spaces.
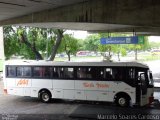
xmin=39 ymin=90 xmax=51 ymax=103
xmin=115 ymin=95 xmax=130 ymax=107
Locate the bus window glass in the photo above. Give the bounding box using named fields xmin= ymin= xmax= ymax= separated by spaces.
xmin=33 ymin=67 xmax=42 ymax=77
xmin=57 ymin=67 xmax=64 ymax=78
xmin=77 ymin=68 xmax=87 ymax=79
xmin=123 ymin=68 xmax=135 ymax=85
xmin=53 ymin=67 xmax=59 ymax=78
xmin=104 ymin=68 xmax=113 ymax=80
xmin=33 ymin=67 xmax=52 ymax=78
xmin=7 ymin=66 xmax=16 ymax=77
xmin=113 ymin=68 xmax=125 ymax=81
xmin=43 ymin=67 xmax=52 ymax=78
xmin=77 ymin=67 xmax=101 ymax=79
xmin=17 ymin=67 xmax=23 ymax=77
xmin=64 ymin=67 xmax=74 ymax=78
xmin=23 ymin=67 xmax=31 ymax=77
xmin=128 ymin=68 xmax=135 ymax=79
xmin=91 ymin=67 xmax=104 ymax=80
xmin=17 ymin=67 xmax=31 ymax=77
xmin=77 ymin=67 xmax=93 ymax=79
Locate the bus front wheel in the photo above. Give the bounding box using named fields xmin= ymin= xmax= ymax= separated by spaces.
xmin=115 ymin=96 xmax=130 ymax=107
xmin=39 ymin=91 xmax=51 ymax=103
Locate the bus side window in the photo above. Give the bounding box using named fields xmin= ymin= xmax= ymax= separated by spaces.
xmin=23 ymin=67 xmax=31 ymax=77
xmin=44 ymin=67 xmax=52 ymax=78
xmin=113 ymin=68 xmax=124 ymax=81
xmin=64 ymin=67 xmax=74 ymax=78
xmin=104 ymin=68 xmax=113 ymax=80
xmin=17 ymin=66 xmax=31 ymax=77
xmin=53 ymin=67 xmax=58 ymax=78
xmin=126 ymin=68 xmax=135 ymax=85
xmin=7 ymin=66 xmax=16 ymax=77
xmin=87 ymin=68 xmax=92 ymax=78
xmin=77 ymin=68 xmax=86 ymax=79
xmin=17 ymin=67 xmax=23 ymax=77
xmin=33 ymin=67 xmax=41 ymax=78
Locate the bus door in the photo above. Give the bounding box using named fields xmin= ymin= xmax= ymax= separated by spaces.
xmin=136 ymin=70 xmax=148 ymax=106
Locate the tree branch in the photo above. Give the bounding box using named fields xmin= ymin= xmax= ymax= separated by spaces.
xmin=20 ymin=33 xmax=43 ymax=60
xmin=48 ymin=29 xmax=63 ymax=61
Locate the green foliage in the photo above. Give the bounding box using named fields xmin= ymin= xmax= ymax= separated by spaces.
xmin=83 ymin=34 xmax=100 ymax=51
xmin=121 ymin=48 xmax=127 ymax=56
xmin=4 ymin=26 xmax=56 ymax=60
xmin=58 ymin=34 xmax=79 ymax=55
xmin=148 ymin=41 xmax=160 ymax=49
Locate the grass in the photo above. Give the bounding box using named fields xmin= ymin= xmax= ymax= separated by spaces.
xmin=138 ymin=55 xmax=160 ymax=62
xmin=54 ymin=54 xmax=160 ymax=62
xmin=54 ymin=56 xmax=103 ymax=62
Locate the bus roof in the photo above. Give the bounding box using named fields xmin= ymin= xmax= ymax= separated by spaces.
xmin=4 ymin=60 xmax=149 ymax=68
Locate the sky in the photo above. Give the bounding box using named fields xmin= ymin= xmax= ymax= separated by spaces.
xmin=65 ymin=30 xmax=88 ymax=39
xmin=148 ymin=36 xmax=160 ymax=42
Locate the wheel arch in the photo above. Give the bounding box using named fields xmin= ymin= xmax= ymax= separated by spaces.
xmin=38 ymin=88 xmax=52 ymax=98
xmin=114 ymin=92 xmax=131 ymax=102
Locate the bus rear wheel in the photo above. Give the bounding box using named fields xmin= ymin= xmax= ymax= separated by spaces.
xmin=115 ymin=96 xmax=130 ymax=107
xmin=40 ymin=91 xmax=51 ymax=103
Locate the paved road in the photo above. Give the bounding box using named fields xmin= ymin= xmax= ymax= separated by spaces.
xmin=0 ymin=95 xmax=159 ymax=120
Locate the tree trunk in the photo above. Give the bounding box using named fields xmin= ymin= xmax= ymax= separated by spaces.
xmin=66 ymin=51 xmax=71 ymax=61
xmin=117 ymin=51 xmax=120 ymax=61
xmin=48 ymin=29 xmax=63 ymax=61
xmin=20 ymin=33 xmax=43 ymax=60
xmin=135 ymin=48 xmax=138 ymax=60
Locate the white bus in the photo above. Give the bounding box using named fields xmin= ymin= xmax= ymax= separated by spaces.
xmin=3 ymin=60 xmax=154 ymax=107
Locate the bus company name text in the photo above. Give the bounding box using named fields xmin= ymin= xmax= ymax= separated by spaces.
xmin=83 ymin=82 xmax=109 ymax=88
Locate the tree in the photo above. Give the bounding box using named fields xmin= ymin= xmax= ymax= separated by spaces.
xmin=98 ymin=33 xmax=128 ymax=61
xmin=4 ymin=26 xmax=64 ymax=61
xmin=4 ymin=26 xmax=20 ymax=59
xmin=83 ymin=34 xmax=100 ymax=51
xmin=48 ymin=29 xmax=64 ymax=61
xmin=126 ymin=36 xmax=149 ymax=60
xmin=58 ymin=34 xmax=79 ymax=61
xmin=17 ymin=27 xmax=43 ymax=60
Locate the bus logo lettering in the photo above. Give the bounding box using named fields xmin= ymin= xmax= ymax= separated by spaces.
xmin=83 ymin=82 xmax=94 ymax=88
xmin=96 ymin=83 xmax=109 ymax=88
xmin=17 ymin=79 xmax=28 ymax=86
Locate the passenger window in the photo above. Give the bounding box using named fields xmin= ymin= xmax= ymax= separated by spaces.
xmin=104 ymin=68 xmax=113 ymax=80
xmin=44 ymin=67 xmax=52 ymax=78
xmin=77 ymin=67 xmax=96 ymax=79
xmin=17 ymin=67 xmax=23 ymax=77
xmin=23 ymin=67 xmax=31 ymax=77
xmin=7 ymin=66 xmax=16 ymax=77
xmin=53 ymin=67 xmax=59 ymax=78
xmin=114 ymin=68 xmax=125 ymax=81
xmin=128 ymin=68 xmax=135 ymax=79
xmin=56 ymin=67 xmax=74 ymax=79
xmin=33 ymin=67 xmax=52 ymax=78
xmin=17 ymin=67 xmax=31 ymax=77
xmin=77 ymin=68 xmax=87 ymax=79
xmin=33 ymin=67 xmax=42 ymax=77
xmin=64 ymin=67 xmax=74 ymax=78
